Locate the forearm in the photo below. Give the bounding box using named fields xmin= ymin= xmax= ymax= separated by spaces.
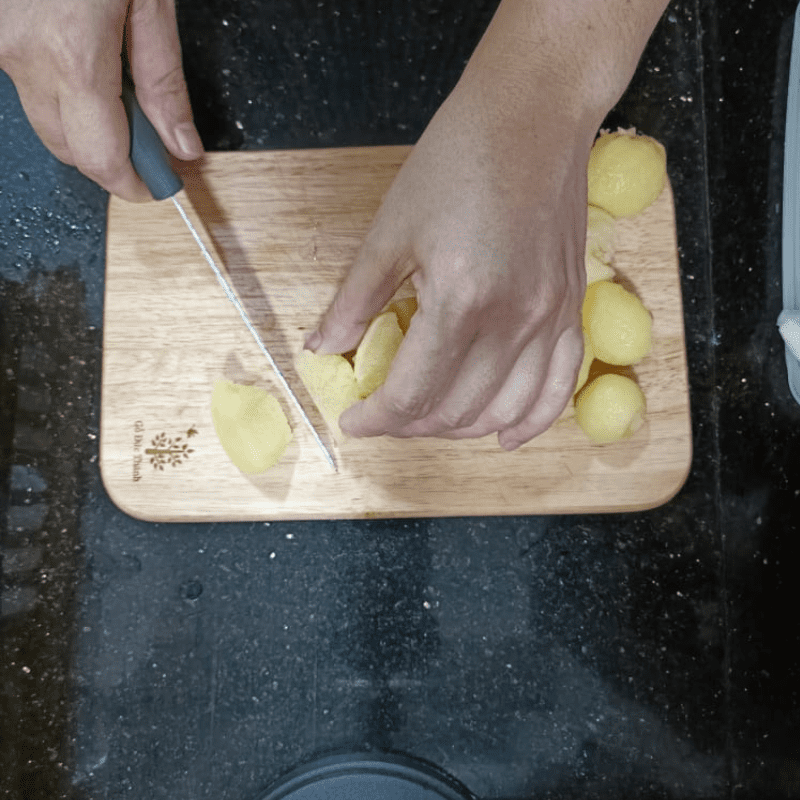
xmin=460 ymin=0 xmax=671 ymax=132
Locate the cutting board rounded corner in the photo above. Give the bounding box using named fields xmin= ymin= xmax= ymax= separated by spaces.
xmin=632 ymin=433 xmax=693 ymax=513
xmin=98 ymin=458 xmax=160 ymax=524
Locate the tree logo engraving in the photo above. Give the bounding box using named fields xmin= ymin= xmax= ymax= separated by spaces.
xmin=146 ymin=428 xmax=197 ymax=470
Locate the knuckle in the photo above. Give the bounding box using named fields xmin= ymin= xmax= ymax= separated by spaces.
xmin=446 ymin=274 xmax=489 ymax=317
xmin=507 ymin=283 xmax=573 ymax=349
xmin=382 ymin=390 xmax=432 ymax=425
xmin=525 ymin=274 xmax=568 ymax=323
xmin=52 ymin=28 xmax=104 ymax=92
xmin=77 ymin=148 xmax=127 ymax=186
xmin=146 ymin=65 xmax=189 ymax=100
xmin=484 ymin=407 xmax=519 ymax=432
xmin=0 ymin=34 xmax=20 ymax=67
xmin=435 ymin=406 xmax=480 ymax=432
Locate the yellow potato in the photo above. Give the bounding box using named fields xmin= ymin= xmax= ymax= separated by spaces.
xmin=211 ymin=380 xmax=292 ymax=473
xmin=298 ymin=305 xmax=409 ymax=438
xmin=582 ymin=280 xmax=652 ymax=366
xmin=353 ymin=311 xmax=404 ymax=397
xmin=587 ymin=129 xmax=667 ymax=218
xmin=388 ymin=296 xmax=418 ymax=334
xmin=575 ymin=373 xmax=646 ymax=444
xmin=296 ymin=350 xmax=361 ymax=441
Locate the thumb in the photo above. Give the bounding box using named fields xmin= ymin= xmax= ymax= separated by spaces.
xmin=307 ymin=234 xmax=413 ymax=355
xmin=126 ymin=0 xmax=202 ymax=161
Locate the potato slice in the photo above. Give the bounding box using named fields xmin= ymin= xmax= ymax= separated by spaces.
xmin=296 ymin=350 xmax=361 ymax=441
xmin=211 ymin=380 xmax=293 ymax=473
xmin=353 ymin=310 xmax=404 ymax=397
xmin=586 ymin=254 xmax=615 ymax=285
xmin=297 ymin=305 xmax=410 ymax=440
xmin=388 ymin=296 xmax=418 ymax=334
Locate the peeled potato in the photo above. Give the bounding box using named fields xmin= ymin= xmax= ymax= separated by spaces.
xmin=211 ymin=380 xmax=292 ymax=473
xmin=296 ymin=350 xmax=361 ymax=441
xmin=353 ymin=311 xmax=404 ymax=397
xmin=587 ymin=129 xmax=667 ymax=218
xmin=297 ymin=305 xmax=409 ymax=439
xmin=388 ymin=296 xmax=418 ymax=334
xmin=582 ymin=280 xmax=652 ymax=366
xmin=575 ymin=373 xmax=646 ymax=444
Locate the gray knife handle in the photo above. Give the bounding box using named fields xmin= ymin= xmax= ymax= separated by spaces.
xmin=121 ymin=79 xmax=184 ymax=200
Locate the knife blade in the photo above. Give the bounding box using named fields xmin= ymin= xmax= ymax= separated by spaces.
xmin=121 ymin=81 xmax=337 ymax=470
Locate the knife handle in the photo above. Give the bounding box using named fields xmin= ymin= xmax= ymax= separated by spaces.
xmin=121 ymin=78 xmax=184 ymax=201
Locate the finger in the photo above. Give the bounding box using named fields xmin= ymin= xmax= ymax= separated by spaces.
xmin=497 ymin=324 xmax=584 ymax=450
xmin=389 ymin=245 xmax=576 ymax=439
xmin=309 ymin=226 xmax=413 ymax=355
xmin=126 ymin=0 xmax=203 ymax=161
xmin=435 ymin=336 xmax=554 ymax=440
xmin=395 ymin=326 xmax=526 ymax=437
xmin=58 ymin=75 xmax=152 ymax=202
xmin=338 ymin=301 xmax=475 ymax=437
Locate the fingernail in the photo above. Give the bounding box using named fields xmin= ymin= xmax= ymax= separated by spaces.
xmin=175 ymin=123 xmax=203 ymax=159
xmin=305 ymin=330 xmax=323 ymax=352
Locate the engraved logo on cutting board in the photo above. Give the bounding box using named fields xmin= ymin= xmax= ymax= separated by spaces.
xmin=133 ymin=421 xmax=197 ymax=480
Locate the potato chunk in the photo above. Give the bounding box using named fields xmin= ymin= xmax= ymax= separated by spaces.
xmin=353 ymin=311 xmax=404 ymax=397
xmin=297 ymin=304 xmax=410 ymax=439
xmin=295 ymin=351 xmax=362 ymax=441
xmin=211 ymin=380 xmax=293 ymax=473
xmin=388 ymin=296 xmax=418 ymax=334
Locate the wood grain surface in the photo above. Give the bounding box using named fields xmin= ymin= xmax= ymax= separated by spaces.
xmin=101 ymin=147 xmax=691 ymax=521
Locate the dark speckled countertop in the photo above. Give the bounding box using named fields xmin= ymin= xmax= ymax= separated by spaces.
xmin=2 ymin=1 xmax=799 ymax=798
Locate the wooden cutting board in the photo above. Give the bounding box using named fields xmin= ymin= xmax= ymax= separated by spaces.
xmin=101 ymin=147 xmax=691 ymax=522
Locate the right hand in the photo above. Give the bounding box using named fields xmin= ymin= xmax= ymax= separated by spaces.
xmin=0 ymin=0 xmax=202 ymax=201
xmin=307 ymin=72 xmax=591 ymax=450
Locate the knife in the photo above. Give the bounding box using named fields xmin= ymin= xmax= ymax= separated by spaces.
xmin=120 ymin=80 xmax=337 ymax=470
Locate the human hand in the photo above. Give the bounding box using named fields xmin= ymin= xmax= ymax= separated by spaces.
xmin=307 ymin=0 xmax=669 ymax=449
xmin=307 ymin=75 xmax=592 ymax=450
xmin=0 ymin=0 xmax=202 ymax=201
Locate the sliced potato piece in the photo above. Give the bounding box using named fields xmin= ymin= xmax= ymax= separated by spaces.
xmin=211 ymin=380 xmax=292 ymax=473
xmin=388 ymin=296 xmax=418 ymax=334
xmin=586 ymin=253 xmax=616 ymax=285
xmin=353 ymin=310 xmax=404 ymax=398
xmin=296 ymin=350 xmax=361 ymax=441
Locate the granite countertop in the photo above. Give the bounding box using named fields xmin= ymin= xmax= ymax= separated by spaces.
xmin=2 ymin=1 xmax=799 ymax=798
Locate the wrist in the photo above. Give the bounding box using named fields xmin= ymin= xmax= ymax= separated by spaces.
xmin=460 ymin=0 xmax=670 ymax=131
